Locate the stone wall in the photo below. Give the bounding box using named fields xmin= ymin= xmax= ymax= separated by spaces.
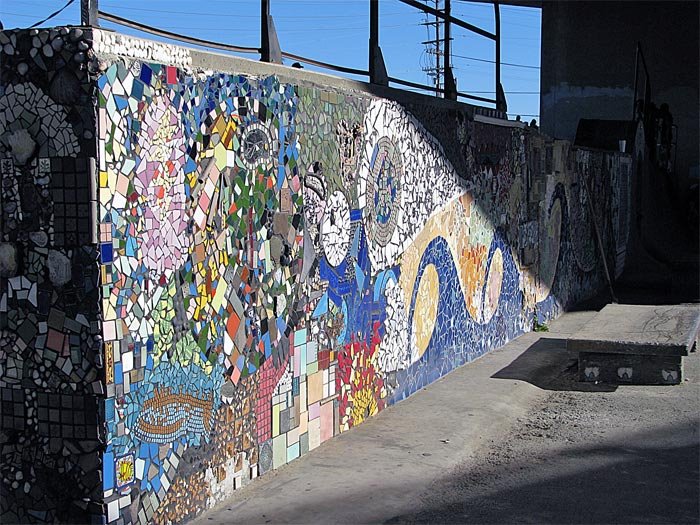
xmin=1 ymin=28 xmax=632 ymax=524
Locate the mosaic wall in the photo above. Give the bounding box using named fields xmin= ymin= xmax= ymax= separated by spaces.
xmin=95 ymin=55 xmax=628 ymax=524
xmin=2 ymin=28 xmax=631 ymax=524
xmin=0 ymin=27 xmax=105 ymax=523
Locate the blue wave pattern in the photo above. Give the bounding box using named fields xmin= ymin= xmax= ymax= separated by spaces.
xmin=393 ymin=232 xmax=523 ymax=403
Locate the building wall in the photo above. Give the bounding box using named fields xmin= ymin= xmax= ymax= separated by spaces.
xmin=0 ymin=28 xmax=104 ymax=523
xmin=540 ymin=0 xmax=699 ymax=190
xmin=3 ymin=28 xmax=631 ymax=524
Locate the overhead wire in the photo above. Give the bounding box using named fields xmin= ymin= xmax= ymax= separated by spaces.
xmin=92 ymin=4 xmax=413 ymax=19
xmin=1 ymin=11 xmax=74 ymax=22
xmin=95 ymin=16 xmax=415 ymax=33
xmin=452 ymin=53 xmax=539 ymax=69
xmin=27 ymin=0 xmax=76 ymax=28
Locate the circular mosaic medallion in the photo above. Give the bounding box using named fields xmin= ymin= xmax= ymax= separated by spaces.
xmin=241 ymin=122 xmax=275 ymax=169
xmin=366 ymin=137 xmax=403 ymax=247
xmin=321 ymin=190 xmax=351 ymax=267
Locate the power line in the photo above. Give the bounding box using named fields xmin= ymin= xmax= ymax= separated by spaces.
xmin=451 ymin=9 xmax=540 ymax=29
xmin=96 ymin=20 xmax=412 ymax=32
xmin=457 ymin=33 xmax=539 ymax=42
xmin=1 ymin=11 xmax=74 ymax=21
xmin=28 ymin=0 xmax=76 ymax=28
xmin=452 ymin=52 xmax=539 ymax=69
xmin=94 ymin=4 xmax=412 ymax=19
xmin=499 ymin=5 xmax=541 ymax=16
xmin=461 ymin=91 xmax=539 ymax=94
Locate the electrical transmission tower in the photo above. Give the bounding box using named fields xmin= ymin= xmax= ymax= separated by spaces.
xmin=420 ymin=0 xmax=454 ymax=97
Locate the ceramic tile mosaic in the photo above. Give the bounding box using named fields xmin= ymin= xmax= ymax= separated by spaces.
xmin=2 ymin=27 xmax=632 ymax=525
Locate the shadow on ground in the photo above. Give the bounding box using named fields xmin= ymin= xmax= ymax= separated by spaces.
xmin=491 ymin=337 xmax=618 ymax=392
xmin=384 ymin=422 xmax=700 ymax=524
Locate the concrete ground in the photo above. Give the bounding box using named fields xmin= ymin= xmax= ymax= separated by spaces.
xmin=192 ymin=310 xmax=700 ymax=525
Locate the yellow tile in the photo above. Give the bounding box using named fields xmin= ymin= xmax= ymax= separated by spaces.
xmin=300 ymin=379 xmax=307 ymax=409
xmin=298 ymin=411 xmax=308 ymax=435
xmin=307 ymin=371 xmax=323 ymax=405
xmin=308 ymin=417 xmax=321 ymax=450
xmin=272 ymin=403 xmax=280 ymax=437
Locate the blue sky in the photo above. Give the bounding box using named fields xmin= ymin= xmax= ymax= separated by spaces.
xmin=1 ymin=0 xmax=541 ymax=121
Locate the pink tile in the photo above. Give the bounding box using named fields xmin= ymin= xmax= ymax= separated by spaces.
xmin=308 ymin=402 xmax=320 ymax=420
xmin=46 ymin=329 xmax=64 ymax=352
xmin=293 ymin=341 xmax=300 ymax=377
xmin=320 ymin=401 xmax=334 ymax=443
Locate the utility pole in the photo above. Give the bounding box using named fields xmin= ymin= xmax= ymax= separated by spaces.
xmin=421 ymin=0 xmax=454 ymax=98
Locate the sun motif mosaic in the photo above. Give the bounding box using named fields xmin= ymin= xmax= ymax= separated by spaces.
xmin=366 ymin=137 xmax=403 ymax=247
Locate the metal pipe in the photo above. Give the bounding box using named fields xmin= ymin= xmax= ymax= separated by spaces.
xmin=282 ymin=51 xmax=368 ymax=76
xmin=261 ymin=0 xmax=270 ymax=61
xmin=580 ymin=165 xmax=618 ymax=304
xmin=370 ymin=0 xmax=379 ymax=51
xmin=388 ymin=76 xmax=497 ymax=104
xmin=369 ymin=0 xmax=379 ymax=79
xmin=444 ymin=0 xmax=451 ymax=75
xmin=81 ymin=0 xmax=98 ymax=26
xmin=368 ymin=0 xmax=388 ymax=85
xmin=494 ymin=1 xmax=501 ymax=110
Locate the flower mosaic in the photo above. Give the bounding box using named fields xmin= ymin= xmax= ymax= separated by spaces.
xmin=132 ymin=94 xmax=189 ymax=281
xmin=337 ymin=330 xmax=386 ymax=430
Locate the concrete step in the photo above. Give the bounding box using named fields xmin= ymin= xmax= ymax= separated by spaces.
xmin=567 ymin=304 xmax=700 ymax=384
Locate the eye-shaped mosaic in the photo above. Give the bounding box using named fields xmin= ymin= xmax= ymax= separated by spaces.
xmin=240 ymin=122 xmax=276 ymax=169
xmin=366 ymin=137 xmax=403 ymax=247
xmin=303 ymin=162 xmax=327 ymax=226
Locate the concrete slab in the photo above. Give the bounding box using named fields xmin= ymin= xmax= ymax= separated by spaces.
xmin=567 ymin=304 xmax=700 ymax=357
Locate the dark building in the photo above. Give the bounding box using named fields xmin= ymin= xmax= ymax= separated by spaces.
xmin=538 ymin=0 xmax=699 ymax=196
